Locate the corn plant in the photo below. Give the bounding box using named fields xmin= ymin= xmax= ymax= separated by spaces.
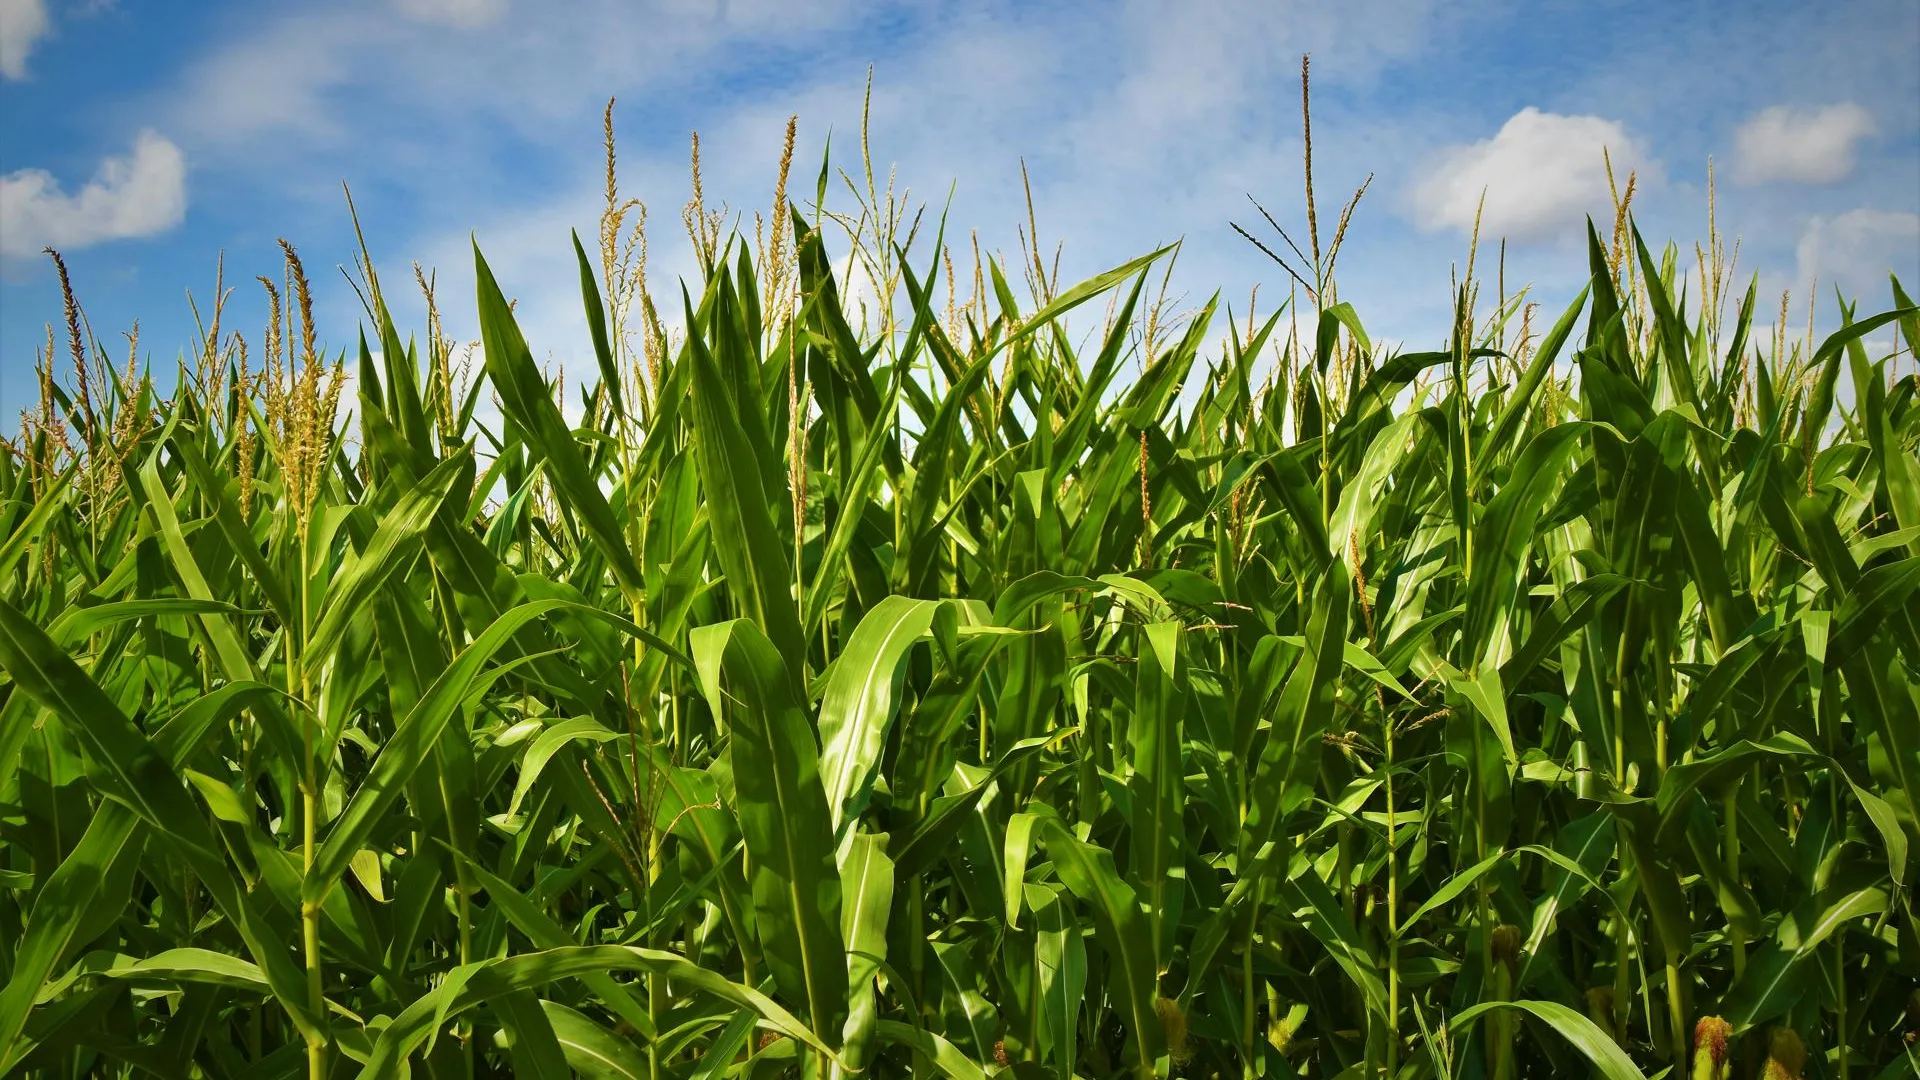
xmin=1 ymin=114 xmax=1918 ymax=1080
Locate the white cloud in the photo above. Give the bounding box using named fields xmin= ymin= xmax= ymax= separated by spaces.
xmin=163 ymin=10 xmax=371 ymax=145
xmin=1407 ymin=107 xmax=1660 ymax=243
xmin=1733 ymin=103 xmax=1877 ymax=185
xmin=164 ymin=0 xmax=859 ymax=150
xmin=397 ymin=0 xmax=506 ymax=29
xmin=361 ymin=0 xmax=1452 ymax=384
xmin=0 ymin=130 xmax=189 ymax=258
xmin=5 ymin=0 xmax=1911 ymax=424
xmin=1795 ymin=208 xmax=1920 ymax=299
xmin=0 ymin=0 xmax=50 ymax=79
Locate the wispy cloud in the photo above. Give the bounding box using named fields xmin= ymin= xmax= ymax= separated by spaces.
xmin=357 ymin=0 xmax=1446 ymax=372
xmin=397 ymin=0 xmax=507 ymax=28
xmin=3 ymin=0 xmax=1916 ymax=417
xmin=0 ymin=0 xmax=51 ymax=79
xmin=161 ymin=0 xmax=859 ymax=156
xmin=1407 ymin=108 xmax=1658 ymax=244
xmin=1733 ymin=103 xmax=1877 ymax=186
xmin=1795 ymin=207 xmax=1920 ymax=297
xmin=160 ymin=9 xmax=379 ymax=148
xmin=0 ymin=130 xmax=188 ymax=258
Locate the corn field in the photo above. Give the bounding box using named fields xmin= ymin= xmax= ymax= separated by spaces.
xmin=1 ymin=111 xmax=1918 ymax=1080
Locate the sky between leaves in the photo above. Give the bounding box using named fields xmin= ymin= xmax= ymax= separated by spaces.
xmin=0 ymin=0 xmax=1916 ymax=418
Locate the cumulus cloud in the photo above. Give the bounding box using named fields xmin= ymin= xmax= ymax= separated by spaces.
xmin=1408 ymin=107 xmax=1659 ymax=243
xmin=0 ymin=131 xmax=189 ymax=258
xmin=0 ymin=0 xmax=51 ymax=79
xmin=397 ymin=0 xmax=507 ymax=29
xmin=1733 ymin=103 xmax=1877 ymax=185
xmin=1795 ymin=208 xmax=1920 ymax=298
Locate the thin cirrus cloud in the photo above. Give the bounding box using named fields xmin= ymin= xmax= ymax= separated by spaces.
xmin=0 ymin=0 xmax=51 ymax=79
xmin=1733 ymin=103 xmax=1877 ymax=186
xmin=0 ymin=130 xmax=190 ymax=258
xmin=2 ymin=0 xmax=1915 ymax=420
xmin=1795 ymin=207 xmax=1920 ymax=295
xmin=1406 ymin=107 xmax=1660 ymax=244
xmin=396 ymin=0 xmax=508 ymax=28
xmin=159 ymin=0 xmax=861 ymax=152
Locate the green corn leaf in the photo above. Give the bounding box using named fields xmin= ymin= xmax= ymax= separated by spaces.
xmin=304 ymin=452 xmax=469 ymax=672
xmin=0 ymin=598 xmax=324 ymax=1045
xmin=1719 ymin=887 xmax=1888 ymax=1030
xmin=875 ymin=1020 xmax=989 ymax=1080
xmin=682 ymin=289 xmax=808 ymax=687
xmin=839 ymin=830 xmax=894 ymax=1070
xmin=816 ymin=596 xmax=943 ymax=840
xmin=491 ymin=993 xmax=579 ymax=1079
xmin=361 ymin=945 xmax=842 ymax=1078
xmin=474 ymin=241 xmax=645 ymax=594
xmin=539 ymin=999 xmax=648 ymax=1080
xmin=689 ymin=619 xmax=847 ymax=1037
xmin=1463 ymin=422 xmax=1590 ymax=670
xmin=309 ymin=598 xmax=685 ymax=907
xmin=1241 ymin=560 xmax=1349 ymax=863
xmin=1450 ymin=999 xmax=1648 ymax=1080
xmin=0 ymin=471 xmax=71 ymax=585
xmin=1129 ymin=620 xmax=1186 ymax=975
xmin=10 ymin=185 xmax=1914 ymax=1076
xmin=1038 ymin=816 xmax=1165 ymax=1077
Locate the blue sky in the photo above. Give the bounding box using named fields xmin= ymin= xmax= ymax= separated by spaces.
xmin=2 ymin=0 xmax=1916 ymax=419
